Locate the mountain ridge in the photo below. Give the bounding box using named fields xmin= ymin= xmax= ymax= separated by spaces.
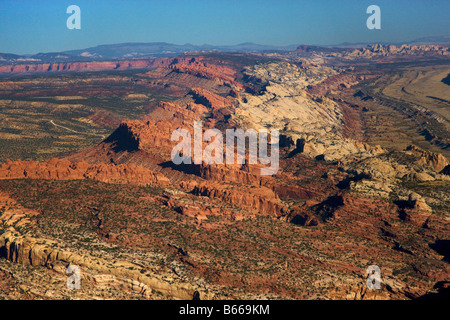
xmin=1 ymin=36 xmax=449 ymax=64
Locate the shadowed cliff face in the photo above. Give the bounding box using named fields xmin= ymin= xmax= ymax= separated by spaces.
xmin=103 ymin=122 xmax=140 ymax=153
xmin=442 ymin=73 xmax=450 ymax=86
xmin=429 ymin=240 xmax=450 ymax=263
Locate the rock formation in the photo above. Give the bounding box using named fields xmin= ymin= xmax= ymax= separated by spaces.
xmin=0 ymin=158 xmax=169 ymax=186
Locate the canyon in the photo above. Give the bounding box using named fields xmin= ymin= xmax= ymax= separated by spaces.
xmin=0 ymin=45 xmax=449 ymax=300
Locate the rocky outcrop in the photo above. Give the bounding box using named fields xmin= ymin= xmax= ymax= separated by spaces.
xmin=190 ymin=88 xmax=232 ymax=110
xmin=408 ymin=192 xmax=432 ymax=213
xmin=170 ymin=57 xmax=241 ymax=88
xmin=163 ymin=196 xmax=244 ymax=222
xmin=182 ymin=180 xmax=288 ymax=217
xmin=199 ymin=163 xmax=266 ymax=187
xmin=0 ymin=57 xmax=197 ymax=75
xmin=394 ymin=192 xmax=432 ymax=226
xmin=347 ymin=44 xmax=450 ymax=58
xmin=235 ymin=61 xmax=387 ymax=162
xmin=0 ymin=230 xmax=207 ymax=299
xmin=0 ymin=158 xmax=169 ymax=186
xmin=405 ymin=145 xmax=449 ymax=172
xmin=288 ymin=206 xmax=319 ymax=227
xmin=299 ymin=138 xmax=386 ymax=161
xmin=0 ymin=191 xmax=214 ymax=300
xmin=105 ymin=119 xmax=186 ymax=157
xmin=0 ymin=191 xmax=39 ymax=228
xmin=0 ymin=60 xmax=154 ymax=75
xmin=294 ymin=44 xmax=450 ymax=61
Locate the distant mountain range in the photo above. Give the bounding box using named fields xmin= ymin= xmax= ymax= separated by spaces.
xmin=332 ymin=35 xmax=450 ymax=48
xmin=0 ymin=42 xmax=298 ymax=64
xmin=63 ymin=42 xmax=298 ymax=59
xmin=0 ymin=36 xmax=448 ymax=64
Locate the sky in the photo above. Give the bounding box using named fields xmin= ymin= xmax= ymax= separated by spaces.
xmin=0 ymin=0 xmax=449 ymax=55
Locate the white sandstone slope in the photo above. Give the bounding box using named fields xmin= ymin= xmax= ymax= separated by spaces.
xmin=233 ymin=61 xmax=385 ymax=161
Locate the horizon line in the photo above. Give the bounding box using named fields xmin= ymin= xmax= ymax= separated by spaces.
xmin=2 ymin=36 xmax=450 ymax=57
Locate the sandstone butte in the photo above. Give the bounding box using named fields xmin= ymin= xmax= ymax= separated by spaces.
xmin=50 ymin=82 xmax=291 ymax=220
xmin=96 ymin=119 xmax=289 ymax=218
xmin=99 ymin=87 xmax=238 ymax=161
xmin=0 ymin=158 xmax=169 ymax=186
xmin=404 ymin=145 xmax=449 ymax=172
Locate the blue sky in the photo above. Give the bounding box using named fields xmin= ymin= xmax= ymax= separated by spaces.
xmin=0 ymin=0 xmax=449 ymax=54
